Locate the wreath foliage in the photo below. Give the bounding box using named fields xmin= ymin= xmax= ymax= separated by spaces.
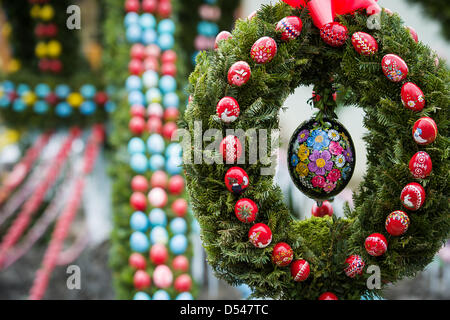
xmin=181 ymin=2 xmax=449 ymax=299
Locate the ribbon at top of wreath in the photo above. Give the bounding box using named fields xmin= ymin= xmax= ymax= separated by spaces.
xmin=282 ymin=0 xmax=381 ymax=28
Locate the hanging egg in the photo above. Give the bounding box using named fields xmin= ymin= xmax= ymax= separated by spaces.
xmin=234 ymin=198 xmax=258 ymax=223
xmin=248 ymin=223 xmax=272 ymax=248
xmin=318 ymin=292 xmax=338 ymax=300
xmin=351 ymin=32 xmax=378 ymax=56
xmin=290 ymin=259 xmax=310 ymax=282
xmin=227 ymin=61 xmax=251 ymax=87
xmin=272 ymin=242 xmax=294 ymax=267
xmin=385 ymin=211 xmax=410 ymax=236
xmin=409 ymin=151 xmax=432 ymax=179
xmin=401 ymin=82 xmax=425 ymax=111
xmin=412 ymin=117 xmax=437 ymax=145
xmin=287 ymin=118 xmax=356 ymax=201
xmin=225 ymin=167 xmax=249 ymax=194
xmin=250 ymin=37 xmax=277 ymax=64
xmin=320 ymin=22 xmax=349 ymax=47
xmin=344 ymin=255 xmax=365 ymax=278
xmin=172 ymin=198 xmax=188 ymax=217
xmin=381 ymin=54 xmax=408 ymax=82
xmin=131 ymin=175 xmax=149 ymax=192
xmin=365 ymin=233 xmax=388 ymax=257
xmin=220 ymin=135 xmax=243 ymax=163
xmin=400 ymin=182 xmax=425 ymax=211
xmin=276 ymin=16 xmax=302 ymax=41
xmin=214 ymin=31 xmax=232 ymax=49
xmin=311 ymin=200 xmax=333 ymax=217
xmin=216 ymin=96 xmax=240 ymax=123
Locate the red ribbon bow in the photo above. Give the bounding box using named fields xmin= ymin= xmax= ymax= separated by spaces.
xmin=282 ymin=0 xmax=381 ymax=28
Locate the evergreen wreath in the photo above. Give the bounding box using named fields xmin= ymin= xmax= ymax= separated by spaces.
xmin=181 ymin=1 xmax=449 ymax=300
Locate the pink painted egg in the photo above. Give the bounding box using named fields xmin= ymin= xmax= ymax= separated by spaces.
xmin=250 ymin=37 xmax=277 ymax=64
xmin=382 ymin=54 xmax=408 ymax=82
xmin=351 ymin=32 xmax=378 ymax=56
xmin=401 ymin=82 xmax=425 ymax=111
xmin=276 ymin=16 xmax=303 ymax=41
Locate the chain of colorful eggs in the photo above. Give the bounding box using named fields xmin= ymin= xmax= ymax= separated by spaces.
xmin=211 ymin=9 xmax=439 ymax=299
xmin=28 ymin=0 xmax=63 ymax=73
xmin=191 ymin=0 xmax=222 ymax=65
xmin=124 ymin=1 xmax=193 ymax=301
xmin=0 ymin=81 xmax=114 ymax=116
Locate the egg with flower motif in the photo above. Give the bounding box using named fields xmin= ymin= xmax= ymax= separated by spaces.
xmin=365 ymin=233 xmax=388 ymax=257
xmin=412 ymin=117 xmax=437 ymax=145
xmin=248 ymin=223 xmax=272 ymax=248
xmin=276 ymin=16 xmax=303 ymax=41
xmin=400 ymin=182 xmax=425 ymax=211
xmin=287 ymin=118 xmax=356 ymax=200
xmin=234 ymin=198 xmax=258 ymax=223
xmin=351 ymin=32 xmax=378 ymax=56
xmin=401 ymin=82 xmax=425 ymax=111
xmin=382 ymin=54 xmax=408 ymax=82
xmin=250 ymin=37 xmax=277 ymax=64
xmin=272 ymin=242 xmax=294 ymax=267
xmin=409 ymin=151 xmax=432 ymax=179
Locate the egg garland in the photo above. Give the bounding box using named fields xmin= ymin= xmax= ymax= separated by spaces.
xmin=123 ymin=1 xmax=193 ymax=300
xmin=184 ymin=0 xmax=448 ymax=300
xmin=0 ymin=81 xmax=111 ymax=118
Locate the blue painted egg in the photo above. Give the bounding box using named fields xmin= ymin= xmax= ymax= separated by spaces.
xmin=152 ymin=290 xmax=170 ymax=300
xmin=163 ymin=92 xmax=179 ymax=108
xmin=170 ymin=218 xmax=187 ymax=235
xmin=124 ymin=12 xmax=139 ymax=27
xmin=80 ymin=100 xmax=96 ymax=115
xmin=158 ymin=19 xmax=175 ymax=34
xmin=149 ymin=208 xmax=167 ymax=227
xmin=142 ymin=70 xmax=159 ymax=89
xmin=130 ymin=154 xmax=148 ymax=173
xmin=130 ymin=231 xmax=150 ymax=253
xmin=159 ymin=75 xmax=176 ymax=94
xmin=35 ymin=83 xmax=51 ymax=98
xmin=146 ymin=87 xmax=162 ymax=103
xmin=139 ymin=13 xmax=156 ymax=29
xmin=169 ymin=234 xmax=188 ymax=255
xmin=80 ymin=84 xmax=96 ymax=99
xmin=128 ymin=90 xmax=145 ymax=105
xmin=176 ymin=292 xmax=193 ymax=300
xmin=55 ymin=84 xmax=71 ymax=98
xmin=158 ymin=34 xmax=174 ymax=51
xmin=142 ymin=29 xmax=157 ymax=45
xmin=55 ymin=102 xmax=72 ymax=117
xmin=147 ymin=134 xmax=165 ymax=154
xmin=126 ymin=24 xmax=142 ymax=43
xmin=130 ymin=211 xmax=149 ymax=232
xmin=133 ymin=292 xmax=151 ymax=300
xmin=33 ymin=101 xmax=49 ymax=114
xmin=149 ymin=154 xmax=165 ymax=171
